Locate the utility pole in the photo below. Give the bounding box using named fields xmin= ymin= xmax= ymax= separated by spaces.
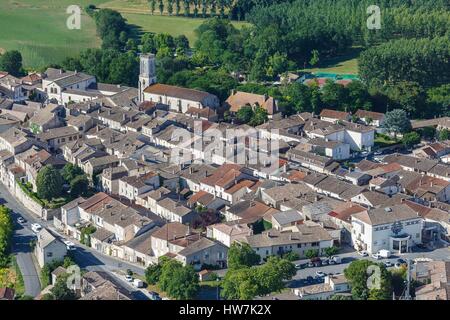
xmin=405 ymin=258 xmax=411 ymax=300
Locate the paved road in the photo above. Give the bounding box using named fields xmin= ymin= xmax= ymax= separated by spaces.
xmin=0 ymin=182 xmax=146 ymax=297
xmin=289 ymin=245 xmax=450 ymax=289
xmin=0 ymin=184 xmax=41 ymax=297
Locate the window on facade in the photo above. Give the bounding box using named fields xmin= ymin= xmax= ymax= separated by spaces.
xmin=47 ymin=252 xmax=53 ymax=257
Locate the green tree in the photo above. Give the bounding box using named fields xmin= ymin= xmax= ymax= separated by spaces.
xmin=149 ymin=0 xmax=156 ymax=14
xmin=439 ymin=129 xmax=450 ymax=141
xmin=304 ymin=249 xmax=319 ymax=260
xmin=36 ymin=165 xmax=64 ymax=200
xmin=159 ymin=259 xmax=199 ymax=299
xmin=330 ymin=294 xmax=352 ymax=300
xmin=159 ymin=0 xmax=164 ymax=15
xmin=50 ymin=276 xmax=77 ymax=300
xmin=0 ymin=50 xmax=23 ymax=76
xmin=309 ymin=49 xmax=319 ymax=66
xmin=227 ymin=243 xmax=260 ymax=269
xmin=402 ymin=132 xmax=421 ymax=149
xmin=145 ymin=264 xmax=162 ymax=285
xmin=236 ymin=105 xmax=254 ymax=124
xmin=344 ymin=260 xmax=392 ymax=300
xmin=383 ymin=109 xmax=412 ymax=138
xmin=62 ymin=163 xmax=84 ymax=183
xmin=70 ymin=175 xmax=89 ymax=197
xmin=0 ymin=206 xmax=13 ymax=267
xmin=324 ymin=246 xmax=339 ymax=258
xmin=221 ymin=267 xmax=257 ymax=300
xmin=249 ymin=106 xmax=268 ymax=126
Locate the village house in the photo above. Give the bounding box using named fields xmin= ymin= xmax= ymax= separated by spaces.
xmin=293 ymin=274 xmax=350 ymax=300
xmin=355 ymin=109 xmax=385 ymax=128
xmin=225 ymin=90 xmax=280 ymax=119
xmin=319 ymin=109 xmax=350 ymax=123
xmin=37 ymin=126 xmax=83 ymax=151
xmin=271 ymin=210 xmax=304 ymax=231
xmin=206 ymin=221 xmax=253 ymax=247
xmin=35 ymin=228 xmax=67 ymax=268
xmin=28 ymin=103 xmax=64 ymax=134
xmin=41 ymin=68 xmax=96 ymax=104
xmin=242 ymin=224 xmax=334 ymax=260
xmin=100 ymin=166 xmax=128 ymax=195
xmin=0 ymin=127 xmax=34 ymax=154
xmin=118 ymin=171 xmax=160 ymax=202
xmin=82 ymin=154 xmax=120 ymax=178
xmin=351 ymin=204 xmax=423 ymax=254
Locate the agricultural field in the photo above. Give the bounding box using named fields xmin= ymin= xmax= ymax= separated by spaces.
xmin=99 ymin=0 xmax=249 ymax=45
xmin=0 ymin=0 xmax=247 ymax=69
xmin=0 ymin=0 xmax=107 ymax=69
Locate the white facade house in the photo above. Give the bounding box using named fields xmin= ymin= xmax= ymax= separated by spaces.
xmin=35 ymin=228 xmax=67 ymax=268
xmin=351 ymin=204 xmax=423 ymax=254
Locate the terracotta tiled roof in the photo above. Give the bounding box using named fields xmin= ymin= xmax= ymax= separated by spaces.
xmin=319 ymin=109 xmax=350 ymax=120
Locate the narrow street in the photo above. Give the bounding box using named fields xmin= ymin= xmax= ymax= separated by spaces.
xmin=0 ymin=182 xmax=146 ymax=298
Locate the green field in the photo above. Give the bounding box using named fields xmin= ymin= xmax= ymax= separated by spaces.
xmin=99 ymin=0 xmax=249 ymax=45
xmin=299 ymin=47 xmax=362 ymax=75
xmin=0 ymin=0 xmax=247 ymax=69
xmin=121 ymin=13 xmax=248 ymax=45
xmin=0 ymin=0 xmax=108 ymax=69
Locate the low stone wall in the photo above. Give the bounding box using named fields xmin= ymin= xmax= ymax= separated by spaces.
xmin=13 ymin=182 xmax=45 ymax=218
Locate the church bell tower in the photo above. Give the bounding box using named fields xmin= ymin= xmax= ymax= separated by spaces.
xmin=138 ymin=54 xmax=156 ymax=103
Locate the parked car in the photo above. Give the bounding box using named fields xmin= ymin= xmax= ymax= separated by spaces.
xmin=371 ymin=253 xmax=381 ymax=260
xmin=384 ymin=261 xmax=393 ymax=268
xmin=17 ymin=217 xmax=26 ymax=224
xmin=331 ymin=256 xmax=341 ymax=264
xmin=321 ymin=258 xmax=329 ymax=266
xmin=64 ymin=241 xmax=76 ymax=251
xmin=357 ymin=250 xmax=368 ymax=257
xmin=315 ymin=271 xmax=326 ymax=278
xmin=31 ymin=223 xmax=42 ymax=233
xmin=307 ymin=262 xmax=314 ymax=268
xmin=125 ymin=275 xmax=133 ymax=282
xmin=148 ymin=291 xmax=161 ymax=300
xmin=295 ymin=264 xmax=302 ymax=269
xmin=306 ymin=276 xmax=314 ymax=283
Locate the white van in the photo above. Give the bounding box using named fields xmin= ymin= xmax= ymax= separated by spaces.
xmin=133 ymin=279 xmax=144 ymax=288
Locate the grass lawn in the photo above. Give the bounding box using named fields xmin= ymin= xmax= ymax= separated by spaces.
xmin=0 ymin=256 xmax=25 ymax=297
xmin=374 ymin=133 xmax=400 ymax=148
xmin=298 ymin=47 xmax=362 ymax=75
xmin=0 ymin=0 xmax=107 ymax=69
xmin=99 ymin=0 xmax=249 ymax=45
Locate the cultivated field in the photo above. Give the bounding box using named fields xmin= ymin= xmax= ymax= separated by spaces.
xmin=99 ymin=0 xmax=249 ymax=45
xmin=0 ymin=0 xmax=107 ymax=69
xmin=0 ymin=0 xmax=247 ymax=69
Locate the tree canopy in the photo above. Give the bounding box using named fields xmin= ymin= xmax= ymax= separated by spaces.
xmin=36 ymin=165 xmax=64 ymax=200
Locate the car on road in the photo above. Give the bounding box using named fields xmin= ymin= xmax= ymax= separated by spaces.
xmin=371 ymin=253 xmax=381 ymax=260
xmin=384 ymin=261 xmax=393 ymax=268
xmin=63 ymin=240 xmax=76 ymax=251
xmin=31 ymin=223 xmax=42 ymax=233
xmin=331 ymin=256 xmax=341 ymax=264
xmin=395 ymin=258 xmax=407 ymax=268
xmin=17 ymin=217 xmax=26 ymax=224
xmin=357 ymin=250 xmax=368 ymax=257
xmin=315 ymin=271 xmax=326 ymax=278
xmin=125 ymin=275 xmax=133 ymax=282
xmin=148 ymin=291 xmax=162 ymax=300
